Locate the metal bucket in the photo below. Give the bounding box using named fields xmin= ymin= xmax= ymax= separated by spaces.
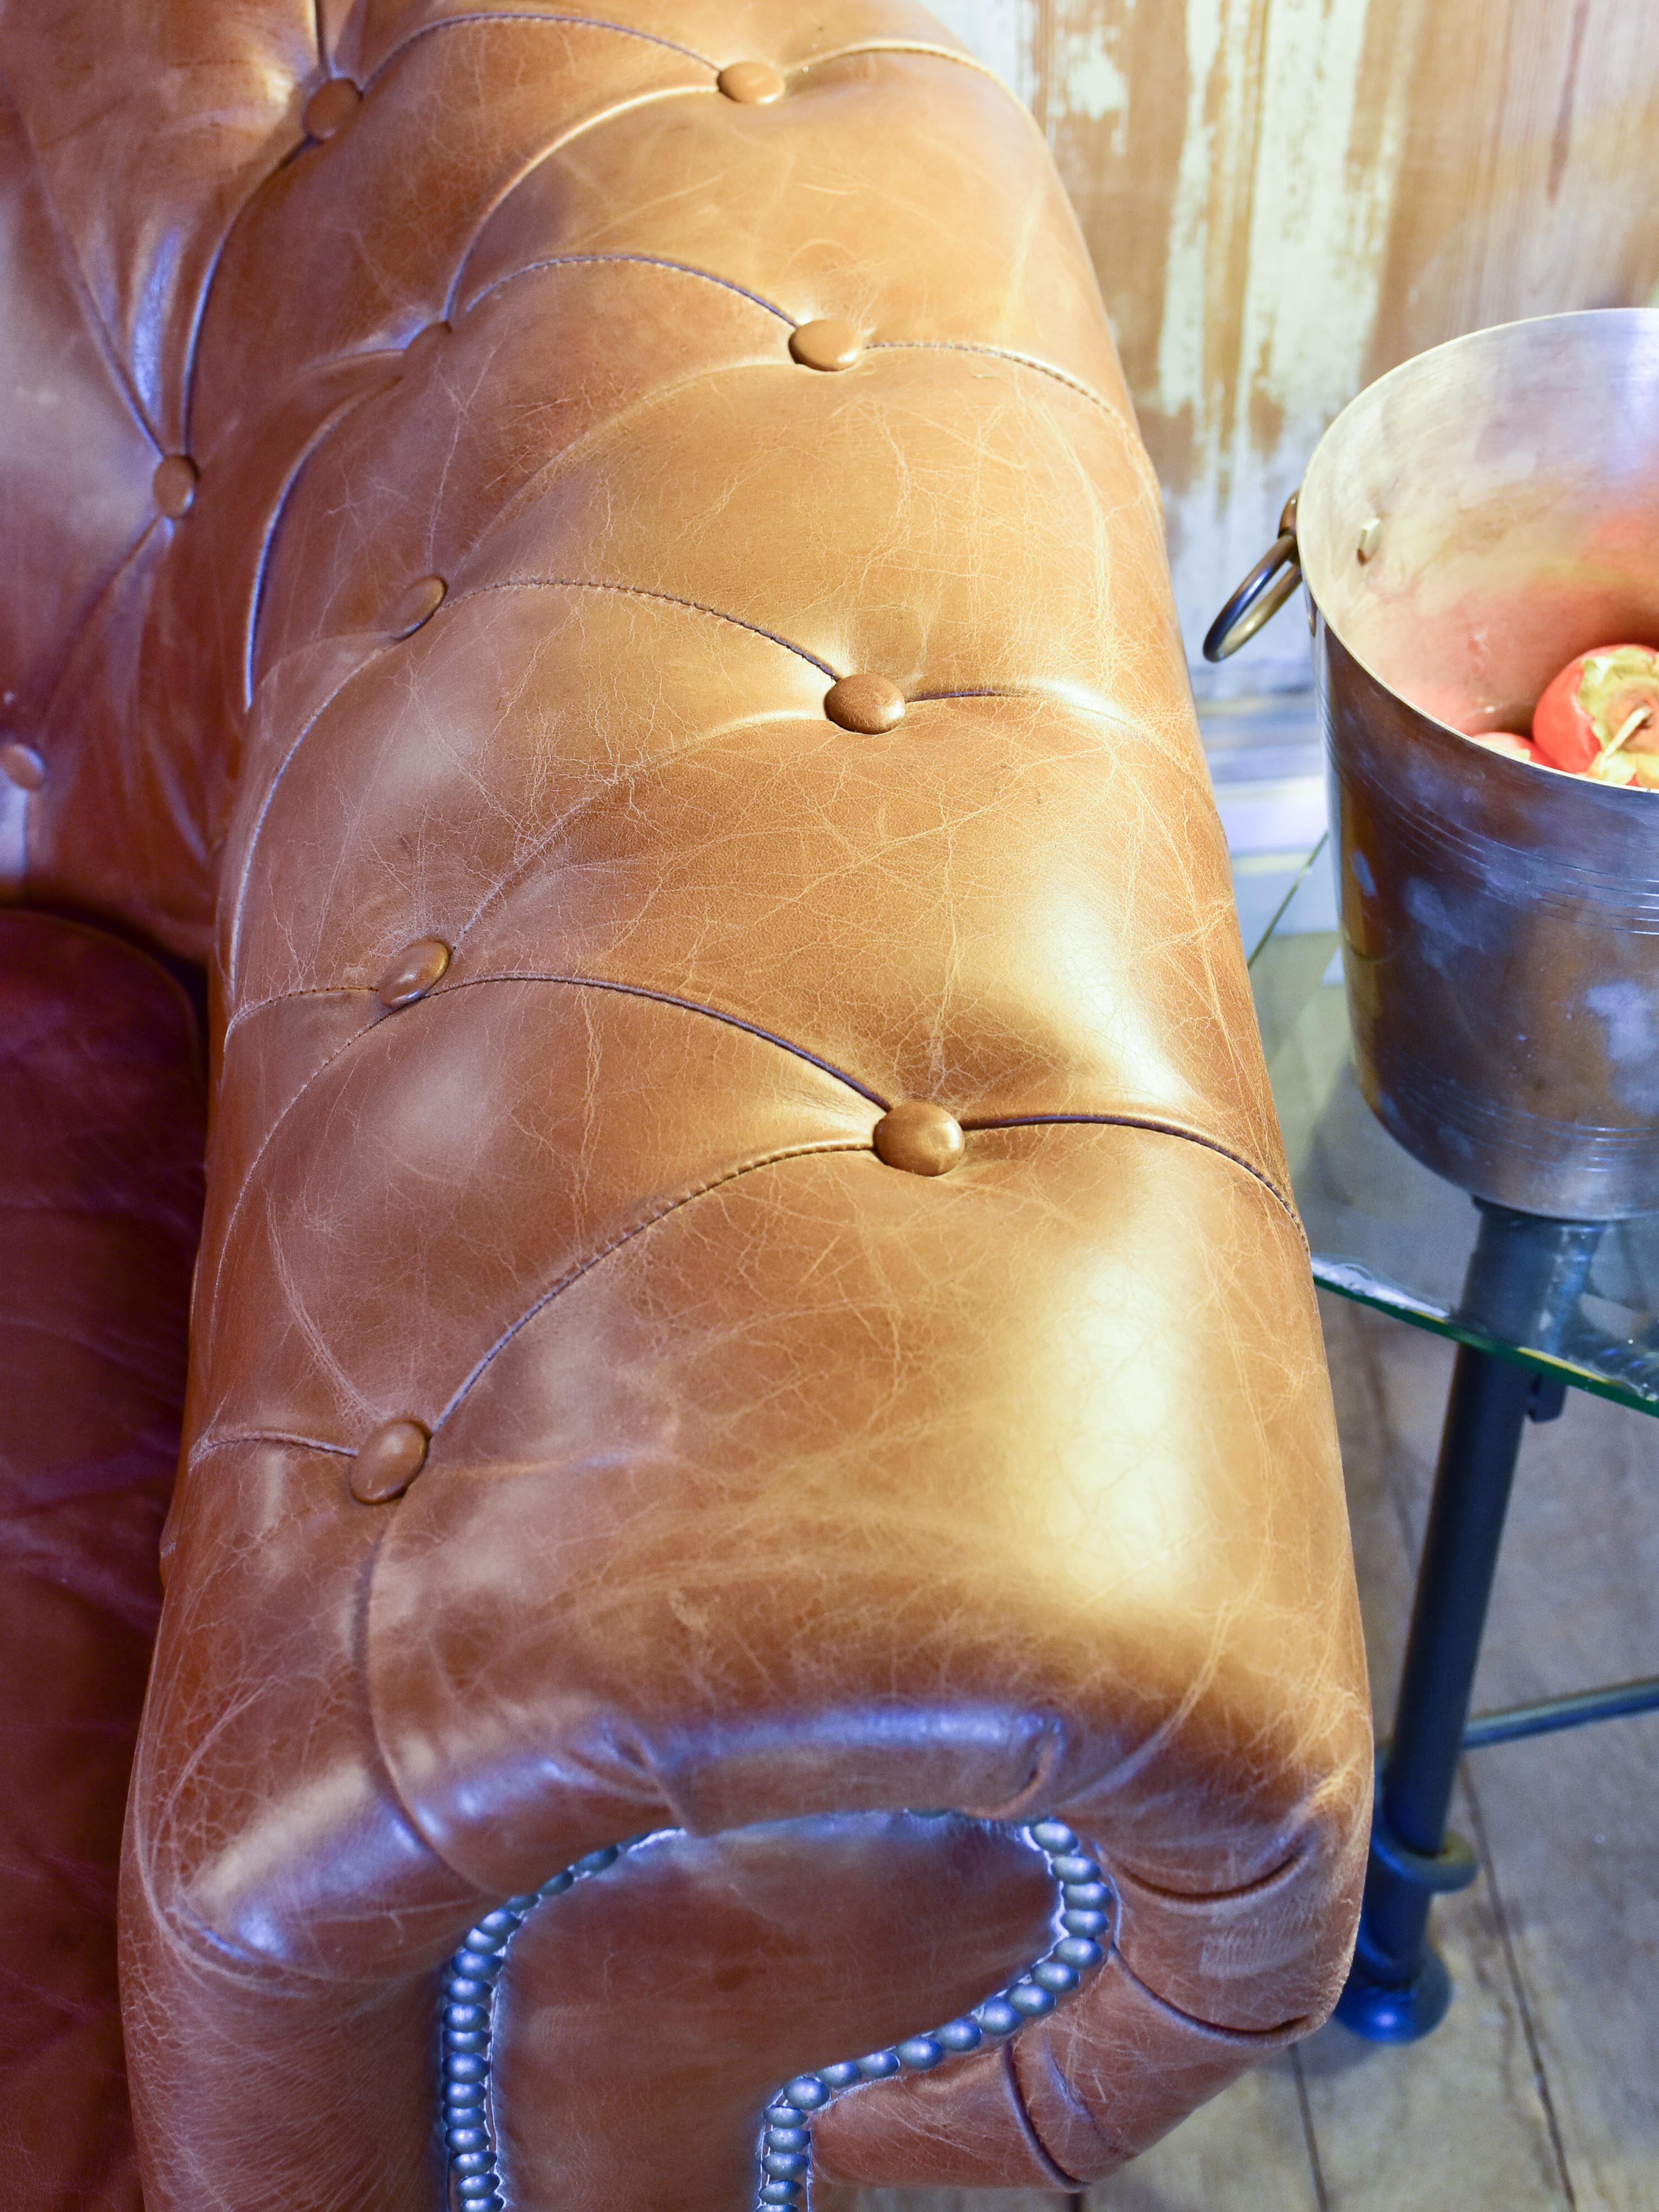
xmin=1208 ymin=310 xmax=1659 ymax=1221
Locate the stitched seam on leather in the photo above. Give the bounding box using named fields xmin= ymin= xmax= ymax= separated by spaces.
xmin=434 ymin=352 xmax=830 ymax=559
xmin=802 ymin=40 xmax=1020 ymax=93
xmin=195 ymin=38 xmax=710 ymax=456
xmin=241 ymin=581 xmax=833 ymax=964
xmin=450 ymin=577 xmax=839 ymax=675
xmin=867 ymin=338 xmax=1134 ymax=432
xmin=194 ymin=1008 xmax=377 ymax=1364
xmin=906 ymin=685 xmax=1127 ymax=720
xmin=220 ymin=695 xmax=825 ymax=1023
xmin=189 ymin=1429 xmax=353 ymax=1467
xmin=452 ymin=315 xmax=1156 ymax=573
xmin=433 ymin=1140 xmax=870 ymax=1430
xmin=189 ymin=345 xmax=405 ymax=476
xmin=446 ymin=717 xmax=852 ymax=945
xmin=222 ymin=665 xmax=1142 ymax=1020
xmin=436 ymin=681 xmax=1110 ymax=945
xmin=1001 ymin=2037 xmax=1081 ymax=2188
xmin=220 ymin=982 xmax=370 ymax=1045
xmin=0 ymin=97 xmax=184 ymax=761
xmin=441 ymin=156 xmax=1133 ymax=458
xmin=418 ymin=971 xmax=884 ymax=1102
xmin=179 ymin=126 xmax=314 ymax=458
xmin=33 ymin=521 xmax=164 ymax=785
xmin=367 ymin=11 xmax=716 ymax=88
xmin=446 ymin=329 xmax=1166 ymax=601
xmin=442 ymin=82 xmax=715 ymax=320
xmin=206 ymin=977 xmax=873 ymax=1378
xmin=242 ymin=375 xmax=395 ymax=706
xmin=225 ymin=644 xmax=394 ymax=991
xmin=0 ymin=77 xmax=162 ymax=448
xmin=793 ymin=35 xmax=1081 ymax=225
xmin=131 ymin=1508 xmax=453 ymax=1984
xmin=458 ymin=250 xmax=794 ymax=325
xmin=214 ymin=1001 xmax=1276 ymax=1229
xmin=223 ymin=970 xmax=884 ymax=1104
xmin=965 ymin=1113 xmax=1301 ymax=1233
xmin=435 ymin=43 xmax=1029 ymax=324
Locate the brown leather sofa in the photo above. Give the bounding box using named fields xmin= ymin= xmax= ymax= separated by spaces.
xmin=0 ymin=4 xmax=1371 ymax=2206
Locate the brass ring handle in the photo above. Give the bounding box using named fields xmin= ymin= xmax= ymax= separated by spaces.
xmin=1202 ymin=493 xmax=1302 ymax=662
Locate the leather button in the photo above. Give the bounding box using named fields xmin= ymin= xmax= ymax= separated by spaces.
xmin=388 ymin=575 xmax=447 ymax=638
xmin=0 ymin=741 xmax=45 ymax=791
xmin=790 ymin=319 xmax=864 ymax=373
xmin=873 ymin=1101 xmax=966 ymax=1176
xmin=351 ymin=1418 xmax=429 ymax=1503
xmin=717 ymin=60 xmax=785 ymax=103
xmin=152 ymin=455 xmax=198 ymax=518
xmin=824 ymin=674 xmax=906 ymax=733
xmin=377 ymin=936 xmax=451 ymax=1009
xmin=304 ymin=77 xmax=362 ymax=139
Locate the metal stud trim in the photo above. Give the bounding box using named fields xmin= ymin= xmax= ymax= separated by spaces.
xmin=437 ymin=1817 xmax=1112 ymax=2212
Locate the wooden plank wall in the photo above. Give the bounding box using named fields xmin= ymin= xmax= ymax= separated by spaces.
xmin=931 ymin=0 xmax=1659 ymax=695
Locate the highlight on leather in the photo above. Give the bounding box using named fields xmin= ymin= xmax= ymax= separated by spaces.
xmin=0 ymin=1 xmax=1371 ymax=2204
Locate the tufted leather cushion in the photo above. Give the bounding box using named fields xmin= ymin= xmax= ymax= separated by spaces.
xmin=0 ymin=3 xmax=1370 ymax=2204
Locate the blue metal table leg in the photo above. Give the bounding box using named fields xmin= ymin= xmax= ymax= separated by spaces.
xmin=1336 ymin=1204 xmax=1604 ymax=2043
xmin=1335 ymin=1339 xmax=1525 ymax=2037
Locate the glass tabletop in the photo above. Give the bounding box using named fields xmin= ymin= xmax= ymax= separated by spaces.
xmin=1249 ymin=837 xmax=1659 ymax=1416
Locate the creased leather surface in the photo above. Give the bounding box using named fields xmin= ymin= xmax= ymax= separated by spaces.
xmin=0 ymin=2 xmax=1371 ymax=2204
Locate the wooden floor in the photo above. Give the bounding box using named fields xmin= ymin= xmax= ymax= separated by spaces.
xmin=847 ymin=1293 xmax=1659 ymax=2212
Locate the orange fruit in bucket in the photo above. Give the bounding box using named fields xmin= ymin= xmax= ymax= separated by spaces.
xmin=1531 ymin=643 xmax=1659 ymax=782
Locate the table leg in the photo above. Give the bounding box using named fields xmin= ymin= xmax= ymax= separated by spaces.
xmin=1334 ymin=1203 xmax=1604 ymax=2043
xmin=1334 ymin=1339 xmax=1527 ymax=2037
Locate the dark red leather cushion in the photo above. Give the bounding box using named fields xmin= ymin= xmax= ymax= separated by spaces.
xmin=0 ymin=912 xmax=204 ymax=2211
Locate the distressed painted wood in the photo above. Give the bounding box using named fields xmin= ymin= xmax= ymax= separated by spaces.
xmin=931 ymin=0 xmax=1659 ymax=693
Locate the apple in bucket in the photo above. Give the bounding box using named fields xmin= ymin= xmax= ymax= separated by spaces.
xmin=1474 ymin=643 xmax=1659 ymax=785
xmin=1532 ymin=644 xmax=1659 ymax=785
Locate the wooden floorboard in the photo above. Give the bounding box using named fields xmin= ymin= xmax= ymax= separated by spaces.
xmin=1475 ymin=1728 xmax=1659 ymax=2212
xmin=1254 ymin=1298 xmax=1577 ymax=2212
xmin=827 ymin=2194 xmax=1066 ymax=2211
xmin=1083 ymin=2057 xmax=1321 ymax=2211
xmin=1292 ymin=1772 xmax=1572 ymax=2212
xmin=844 ymin=1292 xmax=1659 ymax=2211
xmin=1360 ymin=1308 xmax=1659 ymax=2212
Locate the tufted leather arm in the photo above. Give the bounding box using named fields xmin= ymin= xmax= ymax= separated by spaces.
xmin=0 ymin=3 xmax=1370 ymax=2204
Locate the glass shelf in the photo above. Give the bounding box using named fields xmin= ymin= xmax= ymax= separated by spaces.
xmin=1249 ymin=838 xmax=1659 ymax=1417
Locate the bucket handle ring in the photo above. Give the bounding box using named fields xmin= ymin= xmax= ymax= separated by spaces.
xmin=1202 ymin=494 xmax=1301 ymax=662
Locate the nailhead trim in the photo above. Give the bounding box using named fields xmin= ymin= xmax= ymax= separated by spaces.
xmin=750 ymin=1818 xmax=1109 ymax=2210
xmin=438 ymin=1817 xmax=1111 ymax=2211
xmin=439 ymin=1838 xmax=651 ymax=2210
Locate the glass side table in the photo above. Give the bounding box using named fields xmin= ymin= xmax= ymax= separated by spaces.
xmin=1250 ymin=838 xmax=1659 ymax=2042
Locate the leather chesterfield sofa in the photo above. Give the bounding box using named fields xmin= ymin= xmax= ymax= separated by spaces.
xmin=0 ymin=3 xmax=1371 ymax=2206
